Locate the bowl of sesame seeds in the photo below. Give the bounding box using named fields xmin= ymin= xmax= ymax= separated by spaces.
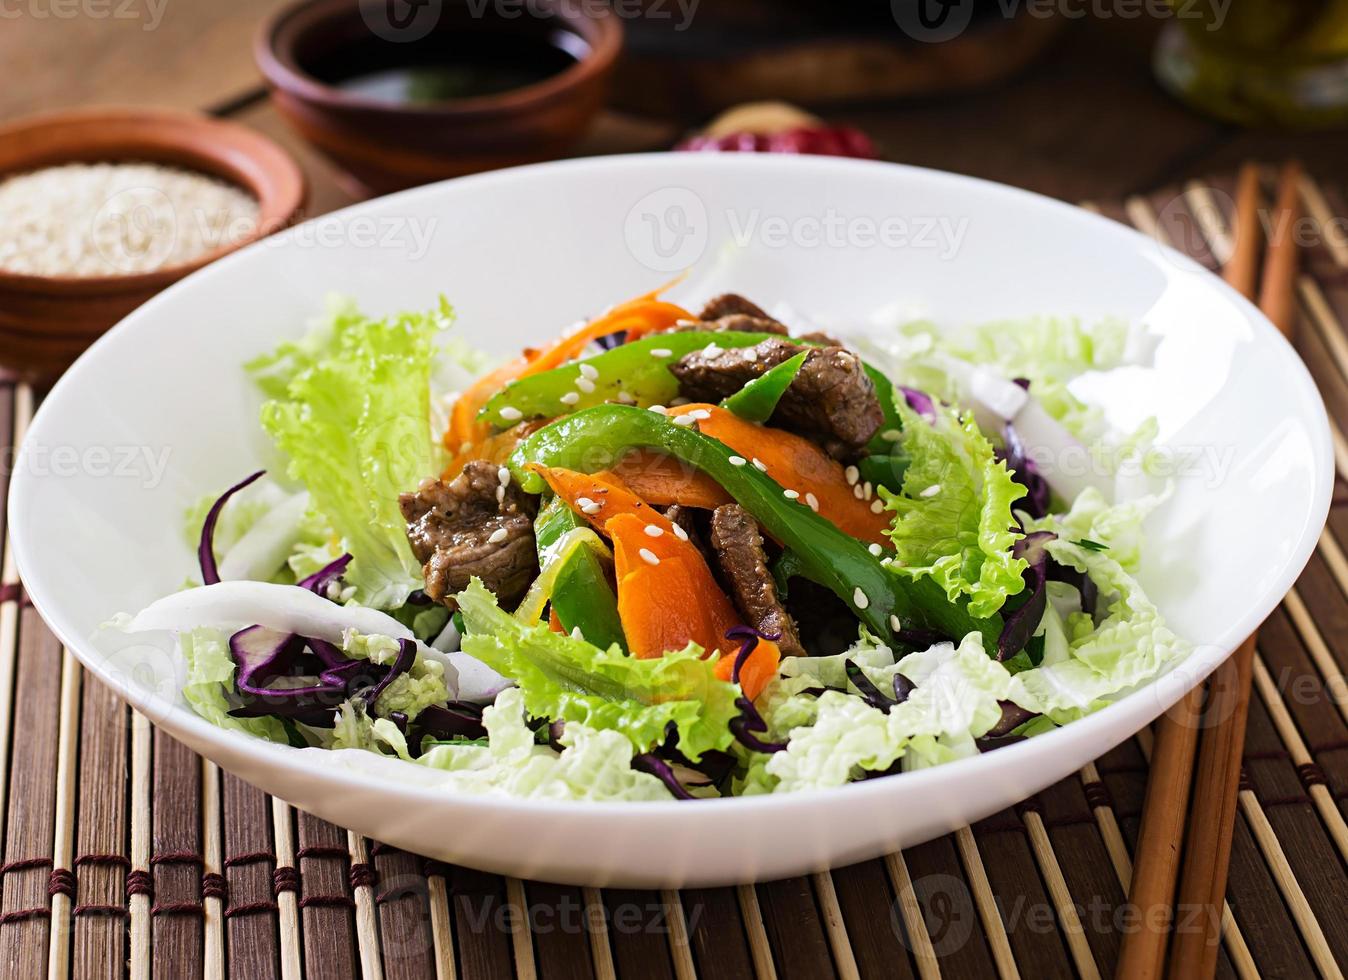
xmin=0 ymin=106 xmax=305 ymax=381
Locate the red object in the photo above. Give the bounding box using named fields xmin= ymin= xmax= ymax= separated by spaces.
xmin=676 ymin=125 xmax=878 ymax=159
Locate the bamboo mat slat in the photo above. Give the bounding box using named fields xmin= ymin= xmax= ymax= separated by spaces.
xmin=6 ymin=173 xmax=1348 ymax=978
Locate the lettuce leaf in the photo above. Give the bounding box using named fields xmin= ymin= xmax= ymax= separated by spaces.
xmin=254 ymin=298 xmax=449 ymax=609
xmin=886 ymin=316 xmax=1139 ymax=442
xmin=454 ymin=580 xmax=738 ymax=761
xmin=1008 ymin=537 xmax=1189 ymax=723
xmin=1024 ymin=485 xmax=1168 ymax=574
xmin=882 ymin=402 xmax=1027 ymax=618
xmin=180 ymin=627 xmax=290 ymax=743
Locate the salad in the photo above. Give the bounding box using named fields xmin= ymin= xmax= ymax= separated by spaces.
xmin=114 ymin=284 xmax=1186 ymax=801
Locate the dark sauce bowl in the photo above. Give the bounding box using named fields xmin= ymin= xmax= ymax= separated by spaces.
xmin=256 ymin=0 xmax=622 ymax=195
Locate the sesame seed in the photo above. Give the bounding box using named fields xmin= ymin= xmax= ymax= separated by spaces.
xmin=863 ymin=482 xmax=873 ymax=501
xmin=487 ymin=527 xmax=509 ymax=544
xmin=853 ymin=587 xmax=870 ymax=610
xmin=752 ymin=458 xmax=767 ymax=472
xmin=671 ymin=523 xmax=689 ymax=542
xmin=650 ymin=348 xmax=673 ymax=358
xmin=648 ymin=404 xmax=666 ymax=414
xmin=639 ymin=548 xmax=660 ymax=566
xmin=881 ymin=429 xmax=901 ymax=441
xmin=783 ymin=489 xmax=800 ymax=500
xmin=617 ymin=391 xmax=636 ymax=404
xmin=743 ymin=347 xmax=759 ymax=361
xmin=575 ymin=496 xmax=594 ymax=509
xmin=868 ymin=543 xmax=883 ymax=556
xmin=495 ymin=486 xmax=506 ymax=503
xmin=672 ymin=414 xmax=695 ymax=426
xmin=571 ymin=626 xmax=585 ymax=641
xmin=703 ymin=342 xmax=723 ymax=356
xmin=497 ymin=466 xmax=510 ymax=486
xmin=560 ymin=391 xmax=580 ymax=405
xmin=805 ymin=492 xmax=819 ymax=512
xmin=575 ymin=377 xmax=596 ymax=394
xmin=853 ymin=483 xmax=864 ymax=499
xmin=871 ymin=500 xmax=884 ymax=513
xmin=890 ymin=615 xmax=902 ymax=632
xmin=579 ymin=363 xmax=599 ymax=380
xmin=582 ymin=502 xmax=603 ymax=515
xmin=644 ymin=524 xmax=664 ymax=537
xmin=920 ymin=484 xmax=941 ymax=498
xmin=676 ymin=319 xmax=697 ymax=327
xmin=729 ymin=455 xmax=746 ymax=467
xmin=845 ymin=465 xmax=860 ymax=486
xmin=499 ymin=406 xmax=523 ymax=422
xmin=689 ymin=409 xmax=711 ymax=420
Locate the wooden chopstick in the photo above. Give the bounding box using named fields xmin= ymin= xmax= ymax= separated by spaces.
xmin=1166 ymin=160 xmax=1303 ymax=979
xmin=1115 ymin=160 xmax=1301 ymax=980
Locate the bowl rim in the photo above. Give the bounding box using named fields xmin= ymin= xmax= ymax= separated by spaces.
xmin=9 ymin=152 xmax=1336 ymax=820
xmin=255 ymin=0 xmax=624 ymax=118
xmin=0 ymin=106 xmax=306 ymax=293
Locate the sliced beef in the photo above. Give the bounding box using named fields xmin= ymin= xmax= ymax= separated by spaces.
xmin=709 ymin=504 xmax=804 ymax=658
xmin=669 ymin=337 xmax=884 ymax=456
xmin=699 ymin=293 xmax=775 ymax=321
xmin=399 ymin=460 xmax=538 ymax=609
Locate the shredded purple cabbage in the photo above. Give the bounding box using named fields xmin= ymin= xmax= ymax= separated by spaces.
xmin=296 ymin=553 xmax=353 ymax=596
xmin=595 ymin=330 xmax=628 ymax=351
xmin=632 ymin=753 xmax=696 ymax=800
xmin=414 ymin=702 xmax=488 ymax=742
xmin=995 ymin=531 xmax=1056 ymax=661
xmin=899 ymin=386 xmax=937 ymax=422
xmin=999 ymin=423 xmax=1051 ymax=519
xmin=724 ymin=626 xmax=788 ymax=754
xmin=198 ymin=470 xmax=265 ymax=585
xmin=986 ymin=700 xmax=1038 ymax=738
xmin=844 ymin=659 xmax=897 ymax=713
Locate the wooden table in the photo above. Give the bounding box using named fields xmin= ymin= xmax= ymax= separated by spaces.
xmin=6 ymin=6 xmax=1348 ymax=979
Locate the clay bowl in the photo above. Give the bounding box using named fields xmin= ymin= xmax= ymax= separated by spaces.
xmin=255 ymin=0 xmax=623 ymax=195
xmin=0 ymin=107 xmax=305 ymax=383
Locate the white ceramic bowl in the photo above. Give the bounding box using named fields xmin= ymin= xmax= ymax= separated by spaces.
xmin=9 ymin=155 xmax=1333 ymax=887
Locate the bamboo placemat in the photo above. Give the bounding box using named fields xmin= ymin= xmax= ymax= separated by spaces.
xmin=4 ymin=170 xmax=1348 ymax=980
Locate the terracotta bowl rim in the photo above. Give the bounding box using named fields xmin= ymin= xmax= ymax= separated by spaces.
xmin=255 ymin=0 xmax=624 ymax=119
xmin=0 ymin=105 xmax=306 ymax=294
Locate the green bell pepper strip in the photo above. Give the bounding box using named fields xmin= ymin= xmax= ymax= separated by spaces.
xmin=855 ymin=454 xmax=910 ymax=495
xmin=481 ymin=330 xmax=784 ymax=428
xmin=533 ymin=497 xmax=627 ymax=652
xmin=482 ymin=331 xmax=905 ymax=453
xmin=509 ymin=405 xmax=1000 ymax=648
xmin=721 ymin=351 xmax=808 ymax=422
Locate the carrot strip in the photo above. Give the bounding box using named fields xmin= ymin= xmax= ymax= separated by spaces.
xmin=680 ymin=404 xmax=892 ymax=545
xmin=526 ymin=465 xmax=671 ymax=533
xmin=713 ymin=638 xmax=779 ymax=702
xmin=606 ymin=451 xmax=732 ymax=509
xmin=444 ymin=279 xmax=692 ymax=453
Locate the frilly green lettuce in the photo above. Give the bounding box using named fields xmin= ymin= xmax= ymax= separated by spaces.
xmin=253 ymin=297 xmax=450 ymax=609
xmin=882 ymin=402 xmax=1027 ymax=618
xmin=454 ymin=580 xmax=738 ymax=761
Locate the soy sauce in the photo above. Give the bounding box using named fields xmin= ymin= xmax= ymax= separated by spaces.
xmin=305 ymin=27 xmax=585 ymax=104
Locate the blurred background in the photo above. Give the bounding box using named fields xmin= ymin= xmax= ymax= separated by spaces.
xmin=6 ymin=0 xmax=1347 ymax=209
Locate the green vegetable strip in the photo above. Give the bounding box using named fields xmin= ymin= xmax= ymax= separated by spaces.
xmin=856 ymin=454 xmax=910 ymax=494
xmin=481 ymin=330 xmax=786 ymax=428
xmin=482 ymin=330 xmax=904 ymax=452
xmin=510 ymin=405 xmax=1000 ymax=647
xmin=534 ymin=498 xmax=627 ymax=652
xmin=721 ymin=351 xmax=808 ymax=422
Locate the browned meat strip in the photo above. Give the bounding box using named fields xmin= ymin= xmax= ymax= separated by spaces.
xmin=399 ymin=460 xmax=538 ymax=609
xmin=709 ymin=504 xmax=804 ymax=658
xmin=699 ymin=293 xmax=775 ymax=322
xmin=669 ymin=337 xmax=884 ymax=457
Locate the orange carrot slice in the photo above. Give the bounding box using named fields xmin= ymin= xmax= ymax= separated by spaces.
xmin=445 ymin=279 xmax=692 ymax=453
xmin=680 ymin=404 xmax=892 ymax=545
xmin=526 ymin=465 xmax=670 ymax=533
xmin=606 ymin=451 xmax=732 ymax=510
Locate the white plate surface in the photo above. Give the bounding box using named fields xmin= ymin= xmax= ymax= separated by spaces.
xmin=9 ymin=155 xmax=1333 ymax=886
